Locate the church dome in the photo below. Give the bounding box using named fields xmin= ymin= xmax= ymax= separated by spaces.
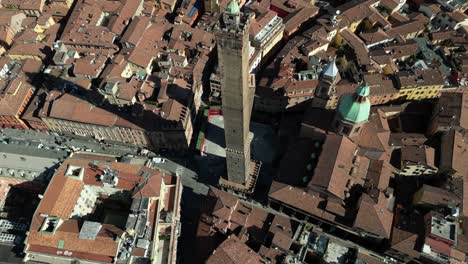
xmin=355 ymin=82 xmax=370 ymax=97
xmin=337 ymin=83 xmax=370 ymax=123
xmin=226 ymin=0 xmax=240 ymax=15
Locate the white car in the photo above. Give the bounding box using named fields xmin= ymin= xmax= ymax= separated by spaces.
xmin=153 ymin=157 xmax=166 ymax=164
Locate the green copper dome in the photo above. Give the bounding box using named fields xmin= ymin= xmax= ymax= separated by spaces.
xmin=226 ymin=0 xmax=240 ymax=15
xmin=337 ymin=84 xmax=371 ymax=124
xmin=355 ymin=83 xmax=370 ymax=97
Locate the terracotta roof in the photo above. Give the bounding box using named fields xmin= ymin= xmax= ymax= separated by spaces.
xmin=27 ymin=245 xmax=114 ymax=263
xmin=249 ymin=10 xmax=277 ymax=37
xmin=389 ymin=133 xmax=427 ymax=147
xmin=46 ymin=93 xmax=119 ymax=127
xmin=400 ymin=145 xmax=435 ymax=167
xmin=269 ymin=181 xmax=337 ymax=222
xmin=448 ymin=11 xmax=468 ymax=23
xmin=30 ymin=162 xmax=82 ymax=220
xmin=396 ymin=71 xmax=416 ymax=88
xmin=196 ymin=188 xmax=273 ymax=262
xmin=388 ymin=11 xmax=409 ymax=24
xmin=384 ymin=40 xmax=419 ymax=60
xmin=258 ymin=246 xmax=284 ymax=262
xmin=121 ymin=16 xmax=151 ymax=46
xmin=364 ymin=74 xmax=398 ymax=95
xmin=360 ymin=28 xmax=391 ymax=45
xmin=27 ymin=220 xmax=122 ymax=260
xmin=7 ymin=42 xmax=49 ymax=59
xmin=133 ymin=172 xmax=163 ymax=198
xmin=0 ymin=77 xmax=34 ymax=117
xmin=107 ymin=0 xmax=144 ymax=35
xmin=430 ymin=30 xmax=462 ymax=42
xmin=414 ymin=184 xmax=461 ymax=207
xmin=285 ymin=79 xmax=318 ymax=93
xmin=310 ymin=134 xmax=366 ymax=200
xmin=339 ymin=28 xmax=371 ymax=65
xmin=283 ymin=6 xmax=319 ymax=34
xmin=338 ymin=0 xmax=376 ymax=27
xmin=270 ymin=0 xmax=311 ymax=15
xmin=353 ymin=193 xmax=393 ymax=238
xmin=390 ymin=16 xmax=428 ymax=38
xmin=390 ymin=227 xmax=420 ymax=258
xmin=335 ymin=80 xmax=358 ymax=97
xmin=73 ymin=54 xmax=107 ymax=77
xmin=27 ymin=155 xmax=167 ymax=261
xmin=457 ymin=217 xmax=468 ymax=254
xmin=125 ymin=23 xmax=171 ymax=68
xmin=432 ymin=92 xmax=468 ymax=131
xmin=200 ymin=188 xmax=251 ymax=233
xmin=421 ymin=3 xmax=441 ymax=15
xmin=0 ymin=10 xmax=25 ymax=25
xmin=440 ymin=129 xmax=468 ymax=179
xmin=379 ymin=0 xmax=400 ymax=12
xmin=270 ymin=215 xmax=294 ymax=250
xmin=60 ymin=0 xmax=119 ymax=53
xmin=206 ymin=236 xmax=263 ymax=264
xmin=1 ymin=0 xmax=43 ymax=10
xmin=365 ymin=159 xmax=394 ymax=191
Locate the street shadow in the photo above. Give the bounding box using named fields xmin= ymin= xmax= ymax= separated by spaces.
xmin=2 ymin=181 xmax=46 ymax=223
xmin=178 ymin=186 xmax=221 ymax=264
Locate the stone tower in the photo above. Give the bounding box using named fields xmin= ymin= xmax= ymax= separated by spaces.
xmin=312 ymin=58 xmax=341 ymax=108
xmin=333 ymin=83 xmax=371 ymax=137
xmin=216 ymin=0 xmax=254 ymax=185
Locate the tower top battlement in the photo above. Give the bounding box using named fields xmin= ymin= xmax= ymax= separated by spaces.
xmin=219 ymin=0 xmax=252 ymax=33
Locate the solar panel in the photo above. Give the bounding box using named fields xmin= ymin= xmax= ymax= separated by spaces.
xmin=79 ymin=221 xmax=102 ymax=240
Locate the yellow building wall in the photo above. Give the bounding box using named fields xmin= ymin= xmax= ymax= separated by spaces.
xmin=348 ymin=21 xmax=361 ymax=32
xmin=382 ymin=64 xmax=395 ymax=75
xmin=308 ymin=43 xmax=329 ymax=57
xmin=399 ymin=85 xmax=443 ymax=100
xmin=408 ymin=85 xmax=443 ymax=100
xmin=262 ymin=31 xmax=283 ymax=57
xmin=41 ymin=118 xmax=60 ymax=132
xmin=33 ymin=17 xmax=56 ymax=33
xmin=333 ymin=30 xmax=344 ymax=47
xmin=397 ymin=87 xmax=416 ymax=99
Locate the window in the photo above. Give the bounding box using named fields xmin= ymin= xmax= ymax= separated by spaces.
xmin=41 ymin=216 xmax=59 ymax=234
xmin=65 ymin=165 xmax=84 ymax=179
xmin=342 ymin=126 xmax=351 ymax=134
xmin=58 ymin=240 xmax=65 ymax=249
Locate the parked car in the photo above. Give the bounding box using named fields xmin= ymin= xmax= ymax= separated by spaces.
xmin=153 ymin=157 xmax=166 ymax=164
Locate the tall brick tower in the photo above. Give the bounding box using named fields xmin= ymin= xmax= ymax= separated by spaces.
xmin=216 ymin=0 xmax=255 ymax=186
